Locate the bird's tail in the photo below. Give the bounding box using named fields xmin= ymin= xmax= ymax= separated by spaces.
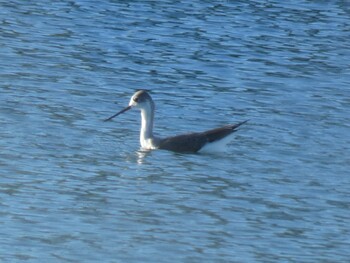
xmin=204 ymin=120 xmax=248 ymax=143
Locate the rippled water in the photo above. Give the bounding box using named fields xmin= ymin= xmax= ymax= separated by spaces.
xmin=1 ymin=1 xmax=350 ymax=262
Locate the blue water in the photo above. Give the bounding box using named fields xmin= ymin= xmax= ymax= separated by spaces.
xmin=1 ymin=1 xmax=350 ymax=262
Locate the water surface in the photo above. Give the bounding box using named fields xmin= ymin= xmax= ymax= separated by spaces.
xmin=1 ymin=0 xmax=350 ymax=262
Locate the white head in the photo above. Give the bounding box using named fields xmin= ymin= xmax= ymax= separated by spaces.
xmin=104 ymin=90 xmax=154 ymax=121
xmin=128 ymin=90 xmax=154 ymax=111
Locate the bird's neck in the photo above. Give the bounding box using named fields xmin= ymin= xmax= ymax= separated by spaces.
xmin=140 ymin=107 xmax=154 ymax=144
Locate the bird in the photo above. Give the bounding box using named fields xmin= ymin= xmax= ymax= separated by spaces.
xmin=104 ymin=90 xmax=247 ymax=153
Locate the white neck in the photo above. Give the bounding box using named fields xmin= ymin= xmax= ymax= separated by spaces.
xmin=140 ymin=106 xmax=154 ymax=148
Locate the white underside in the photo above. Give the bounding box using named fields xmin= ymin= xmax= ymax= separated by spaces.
xmin=140 ymin=137 xmax=158 ymax=150
xmin=198 ymin=133 xmax=236 ymax=153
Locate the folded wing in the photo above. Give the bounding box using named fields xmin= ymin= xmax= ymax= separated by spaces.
xmin=159 ymin=120 xmax=248 ymax=153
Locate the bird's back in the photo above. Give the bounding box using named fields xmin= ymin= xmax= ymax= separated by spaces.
xmin=158 ymin=120 xmax=247 ymax=153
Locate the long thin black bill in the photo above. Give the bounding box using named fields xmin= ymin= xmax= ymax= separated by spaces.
xmin=104 ymin=105 xmax=131 ymax=121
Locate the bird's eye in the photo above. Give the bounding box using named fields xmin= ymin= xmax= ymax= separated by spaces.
xmin=133 ymin=97 xmax=139 ymax=102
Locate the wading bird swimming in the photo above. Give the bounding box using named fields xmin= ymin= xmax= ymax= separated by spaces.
xmin=105 ymin=90 xmax=247 ymax=153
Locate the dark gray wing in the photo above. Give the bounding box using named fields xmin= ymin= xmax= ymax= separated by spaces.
xmin=159 ymin=120 xmax=248 ymax=153
xmin=203 ymin=120 xmax=248 ymax=142
xmin=159 ymin=132 xmax=207 ymax=153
